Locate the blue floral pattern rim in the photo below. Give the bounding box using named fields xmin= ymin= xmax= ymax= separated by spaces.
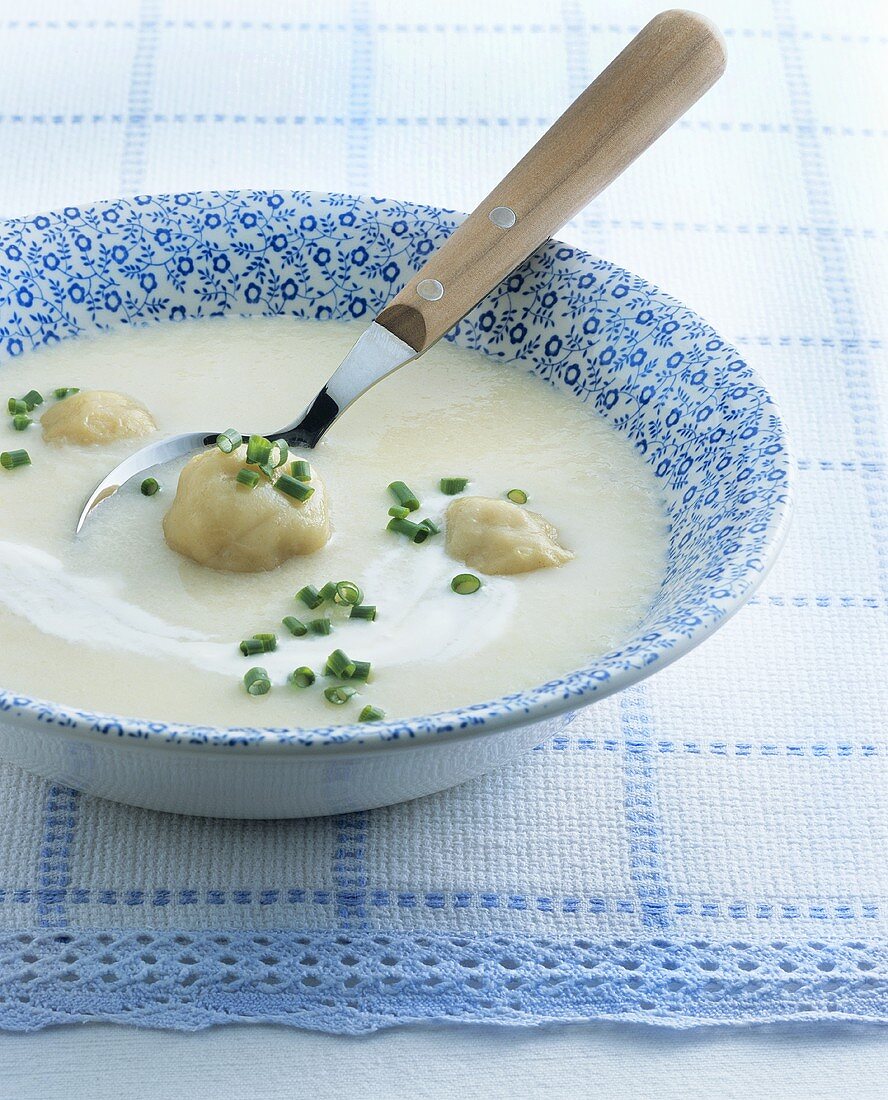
xmin=0 ymin=190 xmax=792 ymax=750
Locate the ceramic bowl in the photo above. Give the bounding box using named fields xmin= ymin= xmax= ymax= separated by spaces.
xmin=0 ymin=190 xmax=792 ymax=817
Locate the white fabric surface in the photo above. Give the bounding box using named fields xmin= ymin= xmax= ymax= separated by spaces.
xmin=0 ymin=0 xmax=886 ymax=1087
xmin=1 ymin=1021 xmax=888 ymax=1100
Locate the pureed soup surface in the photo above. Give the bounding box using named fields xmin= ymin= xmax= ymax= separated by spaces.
xmin=0 ymin=317 xmax=669 ymax=727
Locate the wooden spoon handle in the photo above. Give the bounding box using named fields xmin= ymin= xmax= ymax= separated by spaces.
xmin=376 ymin=9 xmax=726 ymax=354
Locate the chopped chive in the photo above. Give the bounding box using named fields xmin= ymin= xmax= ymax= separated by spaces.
xmin=359 ymin=704 xmax=385 ymax=722
xmin=290 ymin=458 xmax=311 ymax=481
xmin=1 ymin=449 xmax=31 ymax=470
xmin=388 ymin=505 xmax=410 ymax=520
xmin=296 ymin=584 xmax=323 ymax=609
xmin=324 ymin=685 xmax=356 ymax=706
xmin=333 ymin=581 xmax=363 ymax=606
xmin=245 ymin=434 xmax=272 ymax=465
xmin=22 ymin=390 xmax=43 ymax=410
xmin=506 ymin=488 xmax=528 ymax=504
xmin=440 ymin=477 xmax=468 ymax=495
xmin=350 ymin=604 xmax=377 ymax=621
xmin=52 ymin=387 xmax=79 ymax=400
xmin=216 ymin=428 xmax=242 ymax=454
xmin=7 ymin=398 xmax=27 ymax=415
xmin=388 ymin=481 xmax=420 ymax=511
xmin=419 ymin=518 xmax=440 ymax=535
xmin=12 ymin=414 xmax=31 ymax=431
xmin=252 ymin=632 xmax=277 ymax=652
xmin=244 ymin=666 xmax=271 ymax=695
xmin=318 ymin=581 xmax=338 ymax=602
xmin=140 ymin=476 xmax=160 ymax=496
xmin=282 ymin=615 xmax=307 ymax=637
xmin=349 ymin=660 xmax=371 ymax=682
xmin=289 ymin=666 xmax=315 ymax=689
xmin=272 ymin=438 xmax=289 ymax=469
xmin=236 ymin=468 xmax=260 ymax=489
xmin=258 ymin=462 xmax=276 ymax=480
xmin=387 ymin=516 xmax=429 ymax=544
xmin=308 ymin=616 xmax=333 ymax=635
xmin=275 ymin=473 xmax=314 ymax=501
xmin=326 ymin=648 xmax=357 ymax=679
xmin=239 ymin=638 xmax=265 ymax=657
xmin=451 ymin=573 xmax=482 ymax=595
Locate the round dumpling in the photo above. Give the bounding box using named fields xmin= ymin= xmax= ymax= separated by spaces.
xmin=445 ymin=496 xmax=573 ymax=575
xmin=163 ymin=447 xmax=331 ymax=573
xmin=41 ymin=389 xmax=156 ymax=445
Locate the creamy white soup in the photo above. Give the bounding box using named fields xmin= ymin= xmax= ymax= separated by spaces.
xmin=0 ymin=317 xmax=669 ymax=727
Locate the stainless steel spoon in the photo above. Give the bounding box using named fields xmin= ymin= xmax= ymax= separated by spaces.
xmin=77 ymin=10 xmax=725 ymax=532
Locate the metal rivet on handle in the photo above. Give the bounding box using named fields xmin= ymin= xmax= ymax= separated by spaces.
xmin=417 ymin=278 xmax=444 ymax=302
xmin=489 ymin=205 xmax=517 ymax=229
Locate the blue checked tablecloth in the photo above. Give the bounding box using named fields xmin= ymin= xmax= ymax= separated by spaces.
xmin=0 ymin=0 xmax=886 ymax=1031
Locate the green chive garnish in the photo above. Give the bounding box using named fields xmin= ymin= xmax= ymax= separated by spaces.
xmin=324 ymin=685 xmax=356 ymax=706
xmin=290 ymin=666 xmax=315 ymax=689
xmin=387 ymin=516 xmax=429 ymax=543
xmin=419 ymin=518 xmax=440 ymax=535
xmin=22 ymin=390 xmax=43 ymax=410
xmin=360 ymin=704 xmax=385 ymax=722
xmin=7 ymin=398 xmax=27 ymax=415
xmin=1 ymin=449 xmax=31 ymax=470
xmin=308 ymin=617 xmax=332 ymax=635
xmin=12 ymin=414 xmax=31 ymax=431
xmin=333 ymin=581 xmax=363 ymax=606
xmin=140 ymin=477 xmax=160 ymax=496
xmin=216 ymin=428 xmax=242 ymax=454
xmin=451 ymin=573 xmax=482 ymax=595
xmin=506 ymin=489 xmax=528 ymax=504
xmin=236 ymin=468 xmax=260 ymax=489
xmin=318 ymin=581 xmax=338 ymax=602
xmin=349 ymin=660 xmax=371 ymax=682
xmin=246 ymin=434 xmax=272 ymax=465
xmin=272 ymin=438 xmax=289 ymax=468
xmin=388 ymin=481 xmax=420 ymax=511
xmin=244 ymin=667 xmax=271 ymax=695
xmin=326 ymin=648 xmax=357 ymax=679
xmin=350 ymin=604 xmax=377 ymax=621
xmin=52 ymin=387 xmax=79 ymax=400
xmin=258 ymin=462 xmax=276 ymax=480
xmin=282 ymin=615 xmax=307 ymax=637
xmin=253 ymin=632 xmax=277 ymax=652
xmin=440 ymin=477 xmax=468 ymax=495
xmin=296 ymin=585 xmax=323 ymax=609
xmin=239 ymin=638 xmax=265 ymax=657
xmin=290 ymin=459 xmax=311 ymax=481
xmin=388 ymin=505 xmax=410 ymax=519
xmin=275 ymin=474 xmax=314 ymax=502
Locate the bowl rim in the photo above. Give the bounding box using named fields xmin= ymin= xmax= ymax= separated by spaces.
xmin=0 ymin=189 xmax=794 ymax=756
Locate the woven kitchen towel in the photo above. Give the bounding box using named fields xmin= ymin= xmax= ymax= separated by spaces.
xmin=0 ymin=0 xmax=886 ymax=1031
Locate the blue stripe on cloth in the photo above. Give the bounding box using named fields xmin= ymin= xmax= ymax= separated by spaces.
xmin=36 ymin=786 xmax=78 ymax=929
xmin=621 ymin=686 xmax=670 ymax=930
xmin=0 ymin=887 xmax=877 ymax=921
xmin=120 ymin=0 xmax=161 ymax=195
xmin=333 ymin=813 xmax=368 ymax=929
xmin=561 ymin=0 xmax=609 ymax=260
xmin=773 ymin=0 xmax=888 ymax=605
xmin=347 ymin=0 xmax=373 ymax=194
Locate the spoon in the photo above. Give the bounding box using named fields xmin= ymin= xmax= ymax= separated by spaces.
xmin=77 ymin=9 xmax=726 ymax=531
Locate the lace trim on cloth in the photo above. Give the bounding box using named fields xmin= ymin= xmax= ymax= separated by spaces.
xmin=1 ymin=930 xmax=886 ymax=1032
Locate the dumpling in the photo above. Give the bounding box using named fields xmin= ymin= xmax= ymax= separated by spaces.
xmin=162 ymin=447 xmax=331 ymax=573
xmin=41 ymin=390 xmax=156 ymax=445
xmin=445 ymin=496 xmax=573 ymax=575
